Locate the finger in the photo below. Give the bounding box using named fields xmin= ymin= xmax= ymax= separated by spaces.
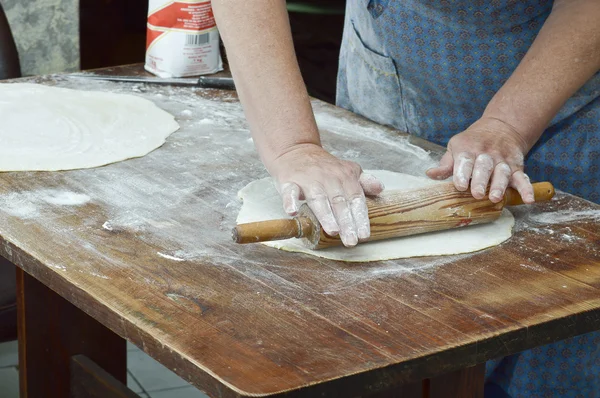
xmin=426 ymin=151 xmax=454 ymax=180
xmin=342 ymin=180 xmax=369 ymax=240
xmin=349 ymin=195 xmax=370 ymax=240
xmin=510 ymin=171 xmax=535 ymax=204
xmin=359 ymin=173 xmax=385 ymax=196
xmin=280 ymin=183 xmax=301 ymax=215
xmin=470 ymin=154 xmax=494 ymax=199
xmin=488 ymin=162 xmax=511 ymax=203
xmin=306 ymin=184 xmax=340 ymax=236
xmin=328 ymin=188 xmax=358 ymax=247
xmin=453 ymin=152 xmax=475 ymax=191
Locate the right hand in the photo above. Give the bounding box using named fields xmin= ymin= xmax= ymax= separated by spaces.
xmin=269 ymin=144 xmax=385 ymax=247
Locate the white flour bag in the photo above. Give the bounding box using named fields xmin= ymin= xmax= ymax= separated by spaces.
xmin=145 ymin=0 xmax=223 ymax=78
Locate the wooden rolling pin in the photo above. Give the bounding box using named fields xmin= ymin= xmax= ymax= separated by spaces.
xmin=233 ymin=182 xmax=555 ymax=250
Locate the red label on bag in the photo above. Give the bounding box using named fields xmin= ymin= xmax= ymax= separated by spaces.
xmin=148 ymin=2 xmax=216 ymax=32
xmin=145 ymin=0 xmax=222 ymax=78
xmin=145 ymin=28 xmax=165 ymax=50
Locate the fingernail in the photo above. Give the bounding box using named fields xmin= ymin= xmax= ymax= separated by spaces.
xmin=343 ymin=231 xmax=358 ymax=247
xmin=473 ymin=187 xmax=485 ymax=197
xmin=357 ymin=226 xmax=369 ymax=240
xmin=526 ymin=194 xmax=535 ymax=203
xmin=284 ymin=203 xmax=298 ymax=215
xmin=325 ymin=226 xmax=339 ymax=236
xmin=490 ymin=190 xmax=502 ymax=200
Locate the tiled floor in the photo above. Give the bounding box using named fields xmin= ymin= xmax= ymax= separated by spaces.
xmin=0 ymin=339 xmax=209 ymax=398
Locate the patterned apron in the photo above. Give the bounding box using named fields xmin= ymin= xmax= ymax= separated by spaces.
xmin=336 ymin=1 xmax=600 ymax=396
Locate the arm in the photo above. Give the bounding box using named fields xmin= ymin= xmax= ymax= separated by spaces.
xmin=212 ymin=0 xmax=383 ymax=246
xmin=427 ymin=0 xmax=600 ymax=203
xmin=212 ymin=0 xmax=317 ymax=166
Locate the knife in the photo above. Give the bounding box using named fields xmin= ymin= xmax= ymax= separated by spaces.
xmin=69 ymin=74 xmax=236 ymax=91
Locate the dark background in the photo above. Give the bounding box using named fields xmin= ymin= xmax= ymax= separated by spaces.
xmin=80 ymin=0 xmax=346 ymax=104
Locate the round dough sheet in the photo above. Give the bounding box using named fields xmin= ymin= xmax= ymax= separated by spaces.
xmin=237 ymin=170 xmax=515 ymax=262
xmin=0 ymin=83 xmax=180 ymax=171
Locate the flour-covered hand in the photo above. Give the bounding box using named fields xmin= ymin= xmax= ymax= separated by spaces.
xmin=426 ymin=117 xmax=535 ymax=204
xmin=271 ymin=144 xmax=384 ymax=247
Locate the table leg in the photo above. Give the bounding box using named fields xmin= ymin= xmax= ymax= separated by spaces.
xmin=426 ymin=364 xmax=485 ymax=398
xmin=16 ymin=268 xmax=127 ymax=398
xmin=366 ymin=381 xmax=423 ymax=397
xmin=365 ymin=363 xmax=484 ymax=398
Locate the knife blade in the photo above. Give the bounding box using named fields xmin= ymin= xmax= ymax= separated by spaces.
xmin=69 ymin=74 xmax=236 ymax=90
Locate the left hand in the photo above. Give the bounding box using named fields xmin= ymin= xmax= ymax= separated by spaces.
xmin=426 ymin=117 xmax=535 ymax=204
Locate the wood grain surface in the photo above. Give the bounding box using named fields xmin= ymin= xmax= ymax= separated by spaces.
xmin=0 ymin=65 xmax=599 ymax=397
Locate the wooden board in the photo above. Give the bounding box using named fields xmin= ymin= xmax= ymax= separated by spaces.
xmin=0 ymin=66 xmax=599 ymax=397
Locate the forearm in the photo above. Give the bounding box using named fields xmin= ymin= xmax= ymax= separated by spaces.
xmin=212 ymin=0 xmax=320 ymax=172
xmin=484 ymin=0 xmax=600 ymax=151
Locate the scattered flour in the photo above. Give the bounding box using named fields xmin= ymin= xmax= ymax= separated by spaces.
xmin=166 ymin=293 xmax=186 ymax=301
xmin=0 ymin=194 xmax=39 ymax=219
xmin=0 ymin=189 xmax=90 ymax=219
xmin=157 ymin=252 xmax=185 ymax=262
xmin=527 ymin=227 xmax=555 ymax=235
xmin=560 ymin=233 xmax=581 ymax=243
xmin=508 ymin=200 xmax=598 ymax=246
xmin=529 ymin=210 xmax=600 ymax=224
xmin=519 ymin=263 xmax=546 ymax=272
xmin=81 ymin=270 xmax=110 ymax=279
xmin=41 ymin=191 xmax=90 ymax=206
xmin=314 ymin=111 xmax=434 ymax=163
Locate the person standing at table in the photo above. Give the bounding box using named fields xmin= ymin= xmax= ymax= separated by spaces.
xmin=211 ymin=0 xmax=600 ymax=396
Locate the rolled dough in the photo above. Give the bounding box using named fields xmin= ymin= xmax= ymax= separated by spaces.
xmin=0 ymin=83 xmax=179 ymax=171
xmin=237 ymin=170 xmax=515 ymax=262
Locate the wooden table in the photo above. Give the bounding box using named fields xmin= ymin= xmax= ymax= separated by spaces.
xmin=3 ymin=65 xmax=600 ymax=398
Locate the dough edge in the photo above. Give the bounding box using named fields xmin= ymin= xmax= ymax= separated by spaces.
xmin=236 ymin=170 xmax=515 ymax=262
xmin=0 ymin=83 xmax=180 ymax=172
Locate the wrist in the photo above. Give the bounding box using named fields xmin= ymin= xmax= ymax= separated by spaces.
xmin=475 ymin=114 xmax=533 ymax=155
xmin=263 ymin=142 xmax=323 ymax=176
xmin=482 ymin=97 xmax=544 ymax=152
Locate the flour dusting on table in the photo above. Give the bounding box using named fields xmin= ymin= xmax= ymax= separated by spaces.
xmin=529 ymin=209 xmax=600 ymax=224
xmin=0 ymin=75 xmax=595 ymax=294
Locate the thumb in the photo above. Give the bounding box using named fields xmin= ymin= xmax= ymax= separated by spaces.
xmin=426 ymin=151 xmax=454 ymax=180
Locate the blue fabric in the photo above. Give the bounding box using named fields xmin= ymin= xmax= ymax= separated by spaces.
xmin=484 ymin=333 xmax=600 ymax=397
xmin=337 ymin=0 xmax=600 ymax=203
xmin=336 ymin=1 xmax=600 ymax=396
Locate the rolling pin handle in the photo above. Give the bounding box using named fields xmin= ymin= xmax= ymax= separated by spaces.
xmin=503 ymin=182 xmax=555 ymax=206
xmin=232 ymin=217 xmax=312 ymax=244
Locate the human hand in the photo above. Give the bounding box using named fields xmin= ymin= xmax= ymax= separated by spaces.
xmin=426 ymin=117 xmax=535 ymax=204
xmin=269 ymin=144 xmax=384 ymax=247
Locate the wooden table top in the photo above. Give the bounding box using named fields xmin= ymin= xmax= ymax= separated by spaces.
xmin=1 ymin=65 xmax=599 ymax=397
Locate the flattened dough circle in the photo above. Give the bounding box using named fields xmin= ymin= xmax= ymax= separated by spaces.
xmin=0 ymin=83 xmax=179 ymax=171
xmin=237 ymin=170 xmax=515 ymax=262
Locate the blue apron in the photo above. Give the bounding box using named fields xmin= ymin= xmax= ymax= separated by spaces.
xmin=336 ymin=1 xmax=600 ymax=396
xmin=337 ymin=0 xmax=600 ymax=203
